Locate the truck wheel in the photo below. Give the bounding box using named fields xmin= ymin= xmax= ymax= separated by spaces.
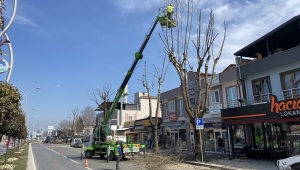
xmin=85 ymin=151 xmax=93 ymax=159
xmin=109 ymin=151 xmax=114 ymax=161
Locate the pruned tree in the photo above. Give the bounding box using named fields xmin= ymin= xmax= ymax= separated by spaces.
xmin=81 ymin=106 xmax=96 ymax=134
xmin=159 ymin=0 xmax=226 ymax=161
xmin=90 ymin=83 xmax=114 ymax=118
xmin=138 ymin=57 xmax=169 ymax=154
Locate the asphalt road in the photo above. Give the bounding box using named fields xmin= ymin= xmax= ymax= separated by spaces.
xmin=32 ymin=142 xmax=144 ymax=170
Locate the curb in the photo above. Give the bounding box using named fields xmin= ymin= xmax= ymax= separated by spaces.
xmin=185 ymin=161 xmax=236 ymax=170
xmin=26 ymin=143 xmax=36 ymax=170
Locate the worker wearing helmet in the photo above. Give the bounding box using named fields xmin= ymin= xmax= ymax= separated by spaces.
xmin=167 ymin=4 xmax=174 ymax=21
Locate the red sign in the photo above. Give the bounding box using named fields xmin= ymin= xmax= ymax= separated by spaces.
xmin=168 ymin=112 xmax=177 ymax=121
xmin=270 ymin=95 xmax=300 ymax=117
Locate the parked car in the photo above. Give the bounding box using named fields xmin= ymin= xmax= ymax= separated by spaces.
xmin=70 ymin=139 xmax=81 ymax=147
xmin=44 ymin=136 xmax=54 ymax=143
xmin=73 ymin=140 xmax=83 ymax=148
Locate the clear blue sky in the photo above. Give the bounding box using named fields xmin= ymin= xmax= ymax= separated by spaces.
xmin=0 ymin=0 xmax=299 ymax=132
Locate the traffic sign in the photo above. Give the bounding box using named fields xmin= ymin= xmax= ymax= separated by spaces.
xmin=195 ymin=118 xmax=204 ymax=129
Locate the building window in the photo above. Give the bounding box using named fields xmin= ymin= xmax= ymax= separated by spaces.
xmin=177 ymin=99 xmax=184 ymax=116
xmin=209 ymin=90 xmax=219 ymax=103
xmin=281 ymin=69 xmax=300 ymax=99
xmin=227 ymin=86 xmax=238 ymax=108
xmin=169 ymin=100 xmax=175 ymax=112
xmin=188 ymin=79 xmax=194 ymax=88
xmin=128 ymin=116 xmax=132 ymax=121
xmin=163 ymin=103 xmax=168 ymax=118
xmin=252 ymin=77 xmax=271 ymax=103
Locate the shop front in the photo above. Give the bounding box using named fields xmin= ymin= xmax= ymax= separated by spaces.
xmin=161 ymin=118 xmax=187 ymax=149
xmin=203 ymin=114 xmax=228 ymax=152
xmin=203 ymin=103 xmax=228 ymax=153
xmin=221 ymin=95 xmax=300 ymax=158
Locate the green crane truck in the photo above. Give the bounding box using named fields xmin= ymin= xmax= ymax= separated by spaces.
xmin=83 ymin=7 xmax=176 ymax=162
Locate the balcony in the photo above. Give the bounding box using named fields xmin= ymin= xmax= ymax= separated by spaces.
xmin=282 ymin=88 xmax=300 ymax=100
xmin=239 ymin=46 xmax=300 ymax=78
xmin=227 ymin=99 xmax=239 ymax=108
xmin=253 ymin=93 xmax=271 ymax=104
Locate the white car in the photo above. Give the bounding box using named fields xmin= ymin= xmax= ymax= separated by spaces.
xmin=70 ymin=139 xmax=81 ymax=147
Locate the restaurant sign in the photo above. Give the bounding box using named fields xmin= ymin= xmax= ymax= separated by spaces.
xmin=270 ymin=95 xmax=300 ymax=117
xmin=168 ymin=112 xmax=177 ymax=121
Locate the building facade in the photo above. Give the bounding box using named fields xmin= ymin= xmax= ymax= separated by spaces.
xmin=221 ymin=15 xmax=300 ymax=158
xmin=96 ymin=92 xmax=161 ymax=141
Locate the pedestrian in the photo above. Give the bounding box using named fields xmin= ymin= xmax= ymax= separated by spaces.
xmin=114 ymin=141 xmax=122 ymax=170
xmin=66 ymin=138 xmax=67 ymax=144
xmin=167 ymin=4 xmax=174 ymax=21
xmin=217 ymin=135 xmax=224 ymax=154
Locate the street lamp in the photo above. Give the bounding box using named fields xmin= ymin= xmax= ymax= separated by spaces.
xmin=15 ymin=86 xmax=41 ymax=111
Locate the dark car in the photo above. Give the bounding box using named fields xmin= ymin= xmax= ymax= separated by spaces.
xmin=44 ymin=136 xmax=53 ymax=143
xmin=73 ymin=140 xmax=83 ymax=148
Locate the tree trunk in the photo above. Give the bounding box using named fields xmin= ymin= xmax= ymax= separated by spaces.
xmin=5 ymin=136 xmax=10 ymax=163
xmin=152 ymin=126 xmax=159 ymax=153
xmin=194 ymin=128 xmax=206 ymax=162
xmin=195 ymin=128 xmax=201 ymax=161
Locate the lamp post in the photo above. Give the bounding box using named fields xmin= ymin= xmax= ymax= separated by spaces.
xmin=16 ymin=87 xmax=41 ymax=111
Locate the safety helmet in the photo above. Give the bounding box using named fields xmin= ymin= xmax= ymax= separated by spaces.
xmin=170 ymin=4 xmax=173 ymax=6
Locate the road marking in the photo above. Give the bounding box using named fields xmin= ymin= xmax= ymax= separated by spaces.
xmin=62 ymin=155 xmax=67 ymax=158
xmin=85 ymin=167 xmax=93 ymax=170
xmin=70 ymin=159 xmax=79 ymax=164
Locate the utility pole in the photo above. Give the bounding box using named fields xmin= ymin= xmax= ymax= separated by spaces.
xmin=31 ymin=122 xmax=37 ymax=139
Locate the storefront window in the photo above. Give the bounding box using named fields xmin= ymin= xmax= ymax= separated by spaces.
xmin=254 ymin=123 xmax=263 ymax=147
xmin=232 ymin=125 xmax=245 ymax=145
xmin=204 ymin=129 xmax=215 ymax=152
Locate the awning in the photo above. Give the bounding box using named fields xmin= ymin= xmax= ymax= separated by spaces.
xmin=116 ymin=127 xmax=131 ymax=131
xmin=161 ymin=120 xmax=185 ymax=127
xmin=203 ymin=113 xmax=222 ymax=123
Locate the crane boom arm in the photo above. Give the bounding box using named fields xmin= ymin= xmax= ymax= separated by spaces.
xmin=102 ymin=19 xmax=159 ymax=126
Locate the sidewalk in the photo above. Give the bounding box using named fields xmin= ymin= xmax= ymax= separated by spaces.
xmin=185 ymin=153 xmax=277 ymax=170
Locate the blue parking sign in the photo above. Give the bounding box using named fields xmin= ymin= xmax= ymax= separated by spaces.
xmin=195 ymin=118 xmax=204 ymax=129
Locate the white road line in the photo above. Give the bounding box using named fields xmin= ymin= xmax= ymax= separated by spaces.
xmin=70 ymin=159 xmax=79 ymax=164
xmin=62 ymin=155 xmax=67 ymax=158
xmin=54 ymin=151 xmax=59 ymax=154
xmin=85 ymin=167 xmax=93 ymax=170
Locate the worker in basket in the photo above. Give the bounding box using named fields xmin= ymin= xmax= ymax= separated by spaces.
xmin=167 ymin=4 xmax=174 ymax=21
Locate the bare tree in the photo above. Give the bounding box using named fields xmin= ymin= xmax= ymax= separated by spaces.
xmin=138 ymin=57 xmax=169 ymax=154
xmin=81 ymin=106 xmax=96 ymax=134
xmin=160 ymin=0 xmax=226 ymax=161
xmin=75 ymin=116 xmax=84 ymax=134
xmin=67 ymin=108 xmax=80 ymax=137
xmin=90 ymin=84 xmax=114 ymax=118
xmin=58 ymin=119 xmax=72 ymax=137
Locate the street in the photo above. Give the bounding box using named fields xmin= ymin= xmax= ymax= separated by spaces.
xmin=32 ymin=142 xmax=144 ymax=170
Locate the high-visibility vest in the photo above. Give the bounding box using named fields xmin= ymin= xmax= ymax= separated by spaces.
xmin=167 ymin=6 xmax=173 ymax=13
xmin=114 ymin=145 xmax=120 ymax=156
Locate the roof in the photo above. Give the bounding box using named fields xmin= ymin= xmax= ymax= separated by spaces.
xmin=222 ymin=64 xmax=236 ymax=72
xmin=234 ymin=15 xmax=300 ymax=58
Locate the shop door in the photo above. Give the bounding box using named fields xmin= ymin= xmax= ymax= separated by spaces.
xmin=170 ymin=130 xmax=179 ymax=148
xmin=214 ymin=129 xmax=228 ymax=152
